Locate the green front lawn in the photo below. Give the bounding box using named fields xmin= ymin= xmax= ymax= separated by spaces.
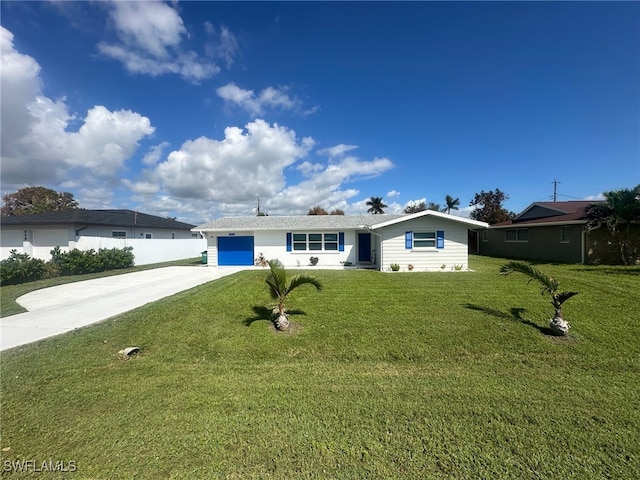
xmin=1 ymin=256 xmax=639 ymax=479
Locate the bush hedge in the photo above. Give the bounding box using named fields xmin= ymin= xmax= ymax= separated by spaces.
xmin=0 ymin=250 xmax=48 ymax=285
xmin=0 ymin=247 xmax=135 ymax=285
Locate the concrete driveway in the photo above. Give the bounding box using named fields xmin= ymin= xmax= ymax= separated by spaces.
xmin=0 ymin=266 xmax=245 ymax=351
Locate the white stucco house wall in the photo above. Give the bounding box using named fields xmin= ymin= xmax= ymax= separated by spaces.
xmin=1 ymin=209 xmax=204 ymax=264
xmin=193 ymin=211 xmax=488 ymax=271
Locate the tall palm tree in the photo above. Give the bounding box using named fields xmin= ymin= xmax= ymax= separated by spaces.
xmin=499 ymin=261 xmax=578 ymax=336
xmin=366 ymin=196 xmax=388 ymax=214
xmin=265 ymin=259 xmax=323 ymax=330
xmin=585 ymin=185 xmax=640 ymax=265
xmin=444 ymin=195 xmax=460 ymax=214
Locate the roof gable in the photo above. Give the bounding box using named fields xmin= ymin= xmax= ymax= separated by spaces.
xmin=492 ymin=201 xmax=604 ymax=227
xmin=370 ymin=209 xmax=488 ymax=229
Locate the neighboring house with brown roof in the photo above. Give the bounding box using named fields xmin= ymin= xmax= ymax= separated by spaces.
xmin=477 ymin=200 xmax=611 ymax=264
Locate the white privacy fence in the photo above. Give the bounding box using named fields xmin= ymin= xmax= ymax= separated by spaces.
xmin=74 ymin=237 xmax=207 ymax=265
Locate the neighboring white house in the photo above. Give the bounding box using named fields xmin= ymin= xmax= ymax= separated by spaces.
xmin=193 ymin=211 xmax=489 ymax=271
xmin=1 ymin=209 xmax=206 ymax=265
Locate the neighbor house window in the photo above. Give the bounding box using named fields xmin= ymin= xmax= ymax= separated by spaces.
xmin=560 ymin=226 xmax=569 ymax=243
xmin=112 ymin=231 xmax=126 ymax=238
xmin=505 ymin=228 xmax=528 ymax=242
xmin=481 ymin=230 xmax=489 ymax=242
xmin=143 ymin=233 xmax=153 ymax=239
xmin=288 ymin=232 xmax=343 ymax=252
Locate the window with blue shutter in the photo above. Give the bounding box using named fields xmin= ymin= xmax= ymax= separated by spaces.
xmin=339 ymin=232 xmax=345 ymax=251
xmin=408 ymin=231 xmax=442 ymax=248
xmin=286 ymin=232 xmax=292 ymax=252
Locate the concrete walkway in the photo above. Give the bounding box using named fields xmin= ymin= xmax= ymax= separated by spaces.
xmin=1 ymin=266 xmax=245 ymax=351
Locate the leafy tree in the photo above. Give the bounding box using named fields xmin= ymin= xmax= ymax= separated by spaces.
xmin=265 ymin=259 xmax=323 ymax=330
xmin=404 ymin=201 xmax=426 ymax=214
xmin=2 ymin=186 xmax=79 ymax=216
xmin=366 ymin=196 xmax=388 ymax=214
xmin=308 ymin=206 xmax=329 ymax=215
xmin=444 ymin=195 xmax=460 ymax=214
xmin=585 ymin=184 xmax=640 ymax=265
xmin=500 ymin=261 xmax=578 ymax=336
xmin=329 ymin=209 xmax=345 ymax=215
xmin=427 ymin=202 xmax=442 ymax=212
xmin=469 ymin=189 xmax=515 ymax=224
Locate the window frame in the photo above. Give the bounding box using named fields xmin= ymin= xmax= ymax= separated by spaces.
xmin=112 ymin=231 xmax=127 ymax=238
xmin=560 ymin=226 xmax=570 ymax=243
xmin=505 ymin=228 xmax=529 ymax=242
xmin=291 ymin=232 xmax=340 ymax=252
xmin=412 ymin=231 xmax=437 ymax=249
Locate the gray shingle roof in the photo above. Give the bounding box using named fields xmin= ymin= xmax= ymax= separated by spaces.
xmin=193 ymin=214 xmax=407 ymax=231
xmin=1 ymin=209 xmax=195 ymax=230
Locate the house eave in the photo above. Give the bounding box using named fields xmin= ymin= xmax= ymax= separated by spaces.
xmin=489 ymin=220 xmax=588 ymax=229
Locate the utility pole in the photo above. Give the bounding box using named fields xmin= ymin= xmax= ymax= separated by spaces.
xmin=256 ymin=195 xmax=261 ymax=216
xmin=552 ymin=179 xmax=560 ymax=202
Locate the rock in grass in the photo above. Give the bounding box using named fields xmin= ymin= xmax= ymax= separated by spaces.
xmin=118 ymin=346 xmax=141 ymax=357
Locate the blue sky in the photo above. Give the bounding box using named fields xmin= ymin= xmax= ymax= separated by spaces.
xmin=1 ymin=1 xmax=638 ymax=224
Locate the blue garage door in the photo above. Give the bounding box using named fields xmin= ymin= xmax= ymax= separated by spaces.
xmin=217 ymin=236 xmax=254 ymax=266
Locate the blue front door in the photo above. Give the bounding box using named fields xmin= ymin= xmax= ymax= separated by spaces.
xmin=217 ymin=236 xmax=254 ymax=266
xmin=358 ymin=233 xmax=372 ymax=262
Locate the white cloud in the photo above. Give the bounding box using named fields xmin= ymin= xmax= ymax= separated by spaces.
xmin=216 ymin=83 xmax=302 ymax=116
xmin=98 ymin=1 xmax=236 ymax=83
xmin=0 ymin=27 xmax=155 ymax=190
xmin=153 ymin=119 xmax=314 ymax=202
xmin=122 ymin=179 xmax=160 ymax=195
xmin=267 ymin=156 xmax=394 ymax=214
xmin=205 ymin=24 xmax=239 ymax=69
xmin=143 ymin=141 xmax=170 ymax=166
xmin=139 ymin=119 xmax=394 ymax=218
xmin=387 ymin=190 xmax=401 ymax=198
xmin=109 ymin=1 xmax=185 ymax=59
xmin=583 ymin=193 xmax=606 ymax=202
xmin=296 ymin=161 xmax=324 ymax=176
xmin=318 ymin=144 xmax=358 ymax=160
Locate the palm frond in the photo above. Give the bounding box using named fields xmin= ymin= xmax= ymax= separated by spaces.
xmin=264 ymin=278 xmax=283 ymax=301
xmin=499 ymin=261 xmax=558 ymax=294
xmin=555 ymin=291 xmax=579 ymax=306
xmin=266 ymin=259 xmax=287 ymax=286
xmin=288 ymin=273 xmax=323 ymax=294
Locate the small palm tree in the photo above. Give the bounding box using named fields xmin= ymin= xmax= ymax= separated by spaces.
xmin=366 ymin=196 xmax=388 ymax=214
xmin=445 ymin=195 xmax=460 ymax=214
xmin=499 ymin=261 xmax=578 ymax=336
xmin=265 ymin=259 xmax=323 ymax=330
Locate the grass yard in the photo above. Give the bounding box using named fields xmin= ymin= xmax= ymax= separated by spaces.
xmin=1 ymin=256 xmax=639 ymax=479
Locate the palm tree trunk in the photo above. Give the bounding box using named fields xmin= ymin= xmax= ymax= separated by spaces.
xmin=550 ymin=305 xmax=570 ymax=336
xmin=274 ymin=313 xmax=289 ymax=330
